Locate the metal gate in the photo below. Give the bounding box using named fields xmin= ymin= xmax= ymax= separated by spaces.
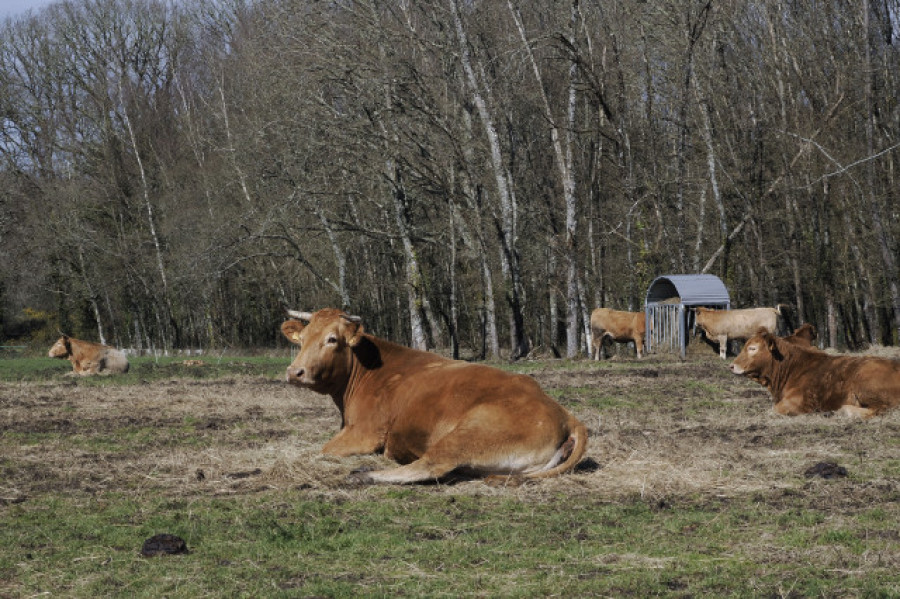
xmin=645 ymin=303 xmax=687 ymax=359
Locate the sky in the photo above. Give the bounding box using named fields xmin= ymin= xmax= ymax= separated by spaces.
xmin=1 ymin=0 xmax=57 ymax=19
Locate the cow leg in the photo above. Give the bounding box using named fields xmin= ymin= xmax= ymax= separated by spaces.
xmin=322 ymin=426 xmax=383 ymax=457
xmin=717 ymin=335 xmax=728 ymax=359
xmin=601 ymin=334 xmax=612 ymax=359
xmin=836 ymin=405 xmax=875 ymax=419
xmin=634 ymin=337 xmax=644 ymax=359
xmin=355 ymin=408 xmax=560 ymax=485
xmin=351 ymin=458 xmax=456 ymax=484
xmin=773 ymin=398 xmax=804 ymax=416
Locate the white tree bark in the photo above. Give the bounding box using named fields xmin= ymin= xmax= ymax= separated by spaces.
xmin=451 ymin=0 xmax=529 ymax=358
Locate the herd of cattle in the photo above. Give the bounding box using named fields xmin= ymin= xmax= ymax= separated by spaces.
xmin=47 ymin=304 xmax=900 ymax=483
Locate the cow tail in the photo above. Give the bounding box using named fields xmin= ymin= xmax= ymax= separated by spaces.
xmin=527 ymin=415 xmax=589 ymax=479
xmin=776 ymin=304 xmax=793 ymax=336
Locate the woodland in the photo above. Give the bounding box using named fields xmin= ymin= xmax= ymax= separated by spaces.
xmin=0 ymin=0 xmax=898 ymax=357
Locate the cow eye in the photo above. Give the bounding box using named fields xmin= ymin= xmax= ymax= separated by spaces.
xmin=326 ymin=334 xmax=338 ymax=345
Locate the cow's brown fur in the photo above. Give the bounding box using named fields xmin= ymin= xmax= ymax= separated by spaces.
xmin=784 ymin=323 xmax=817 ymax=347
xmin=730 ymin=329 xmax=900 ymax=418
xmin=694 ymin=305 xmax=786 ymax=359
xmin=590 ymin=308 xmax=645 ymax=360
xmin=281 ymin=308 xmax=588 ymax=484
xmin=48 ymin=335 xmax=129 ymax=376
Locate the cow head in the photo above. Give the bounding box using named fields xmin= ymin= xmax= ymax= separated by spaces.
xmin=48 ymin=335 xmax=71 ymax=358
xmin=692 ymin=307 xmax=712 ymax=334
xmin=730 ymin=328 xmax=780 ymax=377
xmin=785 ymin=323 xmax=817 ymax=346
xmin=281 ymin=308 xmax=365 ymax=395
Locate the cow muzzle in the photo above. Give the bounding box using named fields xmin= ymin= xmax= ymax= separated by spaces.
xmin=729 ymin=362 xmax=744 ymax=375
xmin=286 ymin=366 xmax=313 ymax=386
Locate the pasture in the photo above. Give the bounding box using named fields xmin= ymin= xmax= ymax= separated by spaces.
xmin=2 ymin=350 xmax=900 ymax=597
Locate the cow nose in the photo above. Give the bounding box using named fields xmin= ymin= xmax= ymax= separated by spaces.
xmin=286 ymin=366 xmax=305 ymax=382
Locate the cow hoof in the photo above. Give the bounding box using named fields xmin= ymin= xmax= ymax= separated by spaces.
xmin=346 ymin=466 xmax=376 ymax=486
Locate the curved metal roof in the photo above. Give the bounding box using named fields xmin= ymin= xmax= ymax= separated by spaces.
xmin=645 ymin=274 xmax=730 ymax=306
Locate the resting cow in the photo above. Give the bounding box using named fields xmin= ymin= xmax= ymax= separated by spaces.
xmin=730 ymin=328 xmax=900 ymax=418
xmin=48 ymin=335 xmax=130 ymax=375
xmin=590 ymin=308 xmax=645 ymax=360
xmin=281 ymin=308 xmax=588 ymax=484
xmin=694 ymin=305 xmax=787 ymax=359
xmin=784 ymin=323 xmax=817 ymax=347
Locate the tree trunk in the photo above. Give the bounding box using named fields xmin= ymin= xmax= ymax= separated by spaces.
xmin=451 ymin=0 xmax=529 ymax=359
xmin=389 ymin=168 xmax=428 ymax=351
xmin=119 ymin=87 xmax=172 ymax=349
xmin=508 ymin=0 xmax=580 ymax=356
xmin=863 ymin=0 xmax=900 ymax=343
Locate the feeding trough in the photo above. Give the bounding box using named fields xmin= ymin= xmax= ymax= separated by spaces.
xmin=645 ymin=274 xmax=730 ymax=359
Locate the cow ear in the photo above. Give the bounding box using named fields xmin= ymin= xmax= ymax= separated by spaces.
xmin=763 ymin=331 xmax=783 ymax=359
xmin=341 ymin=314 xmax=365 ymax=346
xmin=281 ymin=319 xmax=305 ymax=345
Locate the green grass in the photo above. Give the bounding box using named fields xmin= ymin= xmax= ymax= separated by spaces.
xmin=0 ymin=355 xmax=287 ymax=383
xmin=4 ymin=490 xmax=899 ymax=597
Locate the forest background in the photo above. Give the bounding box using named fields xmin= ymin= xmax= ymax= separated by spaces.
xmin=1 ymin=0 xmax=898 ymax=358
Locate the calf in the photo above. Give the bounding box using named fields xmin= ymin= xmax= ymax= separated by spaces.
xmin=730 ymin=329 xmax=900 ymax=418
xmin=590 ymin=308 xmax=645 ymax=360
xmin=282 ymin=308 xmax=588 ymax=484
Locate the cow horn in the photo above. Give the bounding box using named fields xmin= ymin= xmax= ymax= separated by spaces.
xmin=341 ymin=313 xmax=362 ymax=324
xmin=285 ymin=309 xmax=313 ymax=321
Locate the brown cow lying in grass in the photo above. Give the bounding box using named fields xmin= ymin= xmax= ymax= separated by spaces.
xmin=590 ymin=308 xmax=645 ymax=360
xmin=48 ymin=335 xmax=130 ymax=375
xmin=730 ymin=328 xmax=900 ymax=418
xmin=281 ymin=308 xmax=588 ymax=484
xmin=783 ymin=323 xmax=817 ymax=347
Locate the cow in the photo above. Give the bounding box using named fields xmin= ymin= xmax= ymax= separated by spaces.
xmin=784 ymin=323 xmax=817 ymax=347
xmin=590 ymin=308 xmax=645 ymax=360
xmin=48 ymin=334 xmax=130 ymax=375
xmin=694 ymin=305 xmax=788 ymax=359
xmin=730 ymin=328 xmax=900 ymax=418
xmin=281 ymin=308 xmax=588 ymax=484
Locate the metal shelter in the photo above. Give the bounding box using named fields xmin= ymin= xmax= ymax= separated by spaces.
xmin=645 ymin=274 xmax=730 ymax=358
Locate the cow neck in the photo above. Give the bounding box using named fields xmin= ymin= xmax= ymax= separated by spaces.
xmin=336 ymin=335 xmax=384 ymax=410
xmin=69 ymin=342 xmax=87 ymax=366
xmin=764 ymin=340 xmax=809 ymax=401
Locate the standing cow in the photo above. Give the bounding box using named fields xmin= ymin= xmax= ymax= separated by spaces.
xmin=48 ymin=335 xmax=130 ymax=375
xmin=281 ymin=308 xmax=588 ymax=484
xmin=694 ymin=305 xmax=788 ymax=359
xmin=590 ymin=308 xmax=645 ymax=360
xmin=730 ymin=328 xmax=900 ymax=418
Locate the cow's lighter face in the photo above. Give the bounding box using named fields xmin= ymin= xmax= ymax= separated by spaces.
xmin=48 ymin=336 xmax=70 ymax=358
xmin=730 ymin=331 xmax=776 ymax=376
xmin=281 ymin=309 xmax=363 ymax=395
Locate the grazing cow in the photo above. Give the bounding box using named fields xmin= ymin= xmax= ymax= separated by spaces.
xmin=784 ymin=323 xmax=817 ymax=347
xmin=48 ymin=335 xmax=130 ymax=375
xmin=281 ymin=308 xmax=588 ymax=484
xmin=694 ymin=305 xmax=787 ymax=359
xmin=590 ymin=308 xmax=645 ymax=360
xmin=730 ymin=328 xmax=900 ymax=418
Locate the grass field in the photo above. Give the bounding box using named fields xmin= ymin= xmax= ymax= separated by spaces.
xmin=2 ymin=348 xmax=900 ymax=597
